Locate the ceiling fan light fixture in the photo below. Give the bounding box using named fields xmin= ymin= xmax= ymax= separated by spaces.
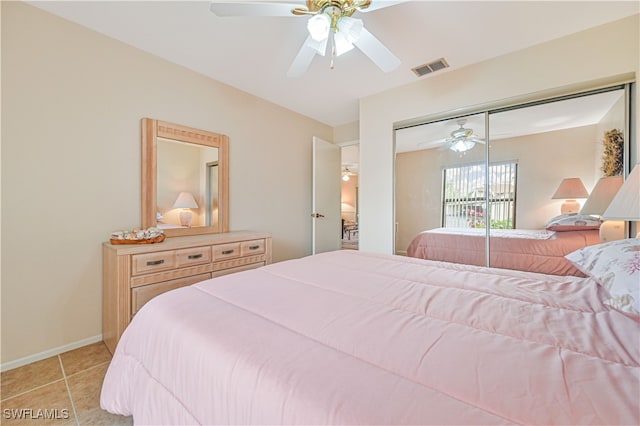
xmin=450 ymin=140 xmax=475 ymax=153
xmin=307 ymin=14 xmax=331 ymax=41
xmin=337 ymin=16 xmax=363 ymax=43
xmin=333 ymin=30 xmax=355 ymax=56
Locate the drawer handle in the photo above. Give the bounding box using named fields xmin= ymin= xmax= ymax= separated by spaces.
xmin=221 ymin=249 xmax=235 ymax=255
xmin=249 ymin=245 xmax=261 ymax=250
xmin=146 ymin=259 xmax=165 ymax=266
xmin=188 ymin=254 xmax=203 ymax=260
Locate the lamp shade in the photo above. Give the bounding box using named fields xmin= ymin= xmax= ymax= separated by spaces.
xmin=603 ymin=164 xmax=640 ymax=220
xmin=580 ymin=176 xmax=623 ymax=215
xmin=341 ymin=202 xmax=355 ymax=213
xmin=172 ymin=192 xmax=198 ymax=209
xmin=552 ymin=178 xmax=589 ymax=199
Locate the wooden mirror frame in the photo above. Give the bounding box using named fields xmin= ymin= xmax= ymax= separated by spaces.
xmin=141 ymin=118 xmax=229 ymax=237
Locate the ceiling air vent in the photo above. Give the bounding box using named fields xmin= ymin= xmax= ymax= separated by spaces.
xmin=411 ymin=58 xmax=449 ymax=77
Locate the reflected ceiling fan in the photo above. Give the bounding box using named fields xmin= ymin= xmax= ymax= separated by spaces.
xmin=209 ymin=0 xmax=402 ymax=77
xmin=432 ymin=119 xmax=486 ymax=153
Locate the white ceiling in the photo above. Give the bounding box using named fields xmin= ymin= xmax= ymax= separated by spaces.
xmin=27 ymin=1 xmax=639 ymax=127
xmin=395 ymin=89 xmax=625 ymax=153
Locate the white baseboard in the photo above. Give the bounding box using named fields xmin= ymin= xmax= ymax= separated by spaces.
xmin=1 ymin=334 xmax=103 ymax=372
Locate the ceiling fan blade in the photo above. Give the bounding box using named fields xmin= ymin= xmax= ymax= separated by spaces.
xmin=416 ymin=137 xmax=449 ymax=150
xmin=209 ymin=1 xmax=304 ymax=17
xmin=437 ymin=142 xmax=453 ymax=151
xmin=287 ymin=36 xmax=319 ymax=78
xmin=468 ymin=137 xmax=486 ymax=144
xmin=431 ymin=137 xmax=450 ymax=144
xmin=353 ymin=27 xmax=400 ymax=72
xmin=358 ymin=0 xmax=410 ymax=12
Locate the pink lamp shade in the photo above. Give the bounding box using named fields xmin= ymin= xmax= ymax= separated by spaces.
xmin=581 ymin=176 xmax=623 ymax=215
xmin=173 ymin=192 xmax=198 ymax=227
xmin=603 ymin=164 xmax=640 ymax=238
xmin=552 ymin=177 xmax=589 ymax=214
xmin=581 ymin=176 xmax=624 ymax=242
xmin=173 ymin=192 xmax=198 ymax=209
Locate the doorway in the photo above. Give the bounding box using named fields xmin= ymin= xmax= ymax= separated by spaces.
xmin=341 ymin=143 xmax=359 ymax=250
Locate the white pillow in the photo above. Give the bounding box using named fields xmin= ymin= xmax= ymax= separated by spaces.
xmin=546 ymin=213 xmax=601 ymax=231
xmin=566 ymin=238 xmax=640 ymax=318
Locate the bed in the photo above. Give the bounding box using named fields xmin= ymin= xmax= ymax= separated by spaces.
xmin=100 ymin=249 xmax=639 ymax=425
xmin=406 ymin=227 xmax=601 ymax=276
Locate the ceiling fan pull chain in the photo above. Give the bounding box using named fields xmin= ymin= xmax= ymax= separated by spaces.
xmin=330 ymin=32 xmax=336 ymax=69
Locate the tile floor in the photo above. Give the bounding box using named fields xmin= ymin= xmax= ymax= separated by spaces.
xmin=0 ymin=342 xmax=132 ymax=425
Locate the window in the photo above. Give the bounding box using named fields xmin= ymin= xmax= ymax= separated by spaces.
xmin=442 ymin=161 xmax=517 ymax=229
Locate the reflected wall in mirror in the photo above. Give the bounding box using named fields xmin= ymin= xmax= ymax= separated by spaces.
xmin=395 ymin=85 xmax=630 ymax=276
xmin=142 ymin=118 xmax=229 ymax=237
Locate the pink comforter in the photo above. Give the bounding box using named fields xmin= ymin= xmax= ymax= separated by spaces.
xmin=407 ymin=228 xmax=601 ymax=276
xmin=101 ymin=250 xmax=639 ymax=425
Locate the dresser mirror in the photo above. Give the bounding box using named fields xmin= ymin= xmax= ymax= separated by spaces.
xmin=142 ymin=118 xmax=229 ymax=237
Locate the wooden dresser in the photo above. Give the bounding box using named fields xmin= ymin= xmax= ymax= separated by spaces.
xmin=103 ymin=231 xmax=272 ymax=354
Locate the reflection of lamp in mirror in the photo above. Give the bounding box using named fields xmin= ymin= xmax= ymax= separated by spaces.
xmin=603 ymin=164 xmax=640 ymax=238
xmin=173 ymin=191 xmax=198 ymax=227
xmin=552 ymin=177 xmax=589 ymax=214
xmin=580 ymin=176 xmax=623 ymax=242
xmin=341 ymin=202 xmax=355 ymax=221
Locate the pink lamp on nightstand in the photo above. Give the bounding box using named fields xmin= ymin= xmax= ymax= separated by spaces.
xmin=603 ymin=164 xmax=640 ymax=238
xmin=580 ymin=176 xmax=624 ymax=242
xmin=552 ymin=177 xmax=589 ymax=214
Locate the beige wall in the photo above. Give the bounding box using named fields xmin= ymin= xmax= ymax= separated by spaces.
xmin=333 ymin=121 xmax=359 ymax=144
xmin=1 ymin=2 xmax=332 ymax=365
xmin=360 ymin=14 xmax=640 ymax=254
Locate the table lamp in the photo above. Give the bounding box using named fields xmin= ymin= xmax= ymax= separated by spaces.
xmin=603 ymin=164 xmax=640 ymax=238
xmin=552 ymin=177 xmax=589 ymax=214
xmin=580 ymin=176 xmax=623 ymax=242
xmin=173 ymin=192 xmax=198 ymax=227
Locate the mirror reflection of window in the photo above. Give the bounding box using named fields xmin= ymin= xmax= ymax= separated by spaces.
xmin=442 ymin=161 xmax=517 ymax=229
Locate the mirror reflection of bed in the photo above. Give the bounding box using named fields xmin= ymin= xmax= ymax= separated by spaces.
xmin=395 ymin=86 xmax=628 ymax=276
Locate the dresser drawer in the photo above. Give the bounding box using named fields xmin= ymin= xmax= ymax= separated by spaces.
xmin=240 ymin=239 xmax=265 ymax=256
xmin=132 ymin=251 xmax=176 ymax=276
xmin=212 ymin=242 xmax=241 ymax=261
xmin=131 ymin=273 xmax=211 ymax=315
xmin=176 ymin=246 xmax=211 ymax=268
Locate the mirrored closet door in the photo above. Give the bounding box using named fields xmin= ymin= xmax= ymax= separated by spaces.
xmin=395 ymin=84 xmax=631 ymax=274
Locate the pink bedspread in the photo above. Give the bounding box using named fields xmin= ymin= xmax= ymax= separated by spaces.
xmin=407 ymin=228 xmax=601 ymax=276
xmin=101 ymin=250 xmax=639 ymax=425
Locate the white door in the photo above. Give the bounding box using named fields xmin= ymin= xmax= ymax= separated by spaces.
xmin=312 ymin=137 xmax=342 ymax=254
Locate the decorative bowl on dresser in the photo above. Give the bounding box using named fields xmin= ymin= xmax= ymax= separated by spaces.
xmin=102 ymin=231 xmax=272 ymax=354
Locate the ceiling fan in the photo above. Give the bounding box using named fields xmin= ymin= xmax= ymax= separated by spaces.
xmin=209 ymin=0 xmax=402 ymax=77
xmin=431 ymin=119 xmax=485 ymax=153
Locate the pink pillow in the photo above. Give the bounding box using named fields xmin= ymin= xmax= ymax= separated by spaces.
xmin=546 ymin=214 xmax=601 ymax=231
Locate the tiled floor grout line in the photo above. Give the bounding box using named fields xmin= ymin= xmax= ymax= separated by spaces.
xmin=0 ymin=378 xmax=65 ymax=403
xmin=58 ymin=355 xmax=80 ymax=426
xmin=65 ymin=360 xmax=112 ymax=379
xmin=1 ymin=342 xmax=130 ymax=426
